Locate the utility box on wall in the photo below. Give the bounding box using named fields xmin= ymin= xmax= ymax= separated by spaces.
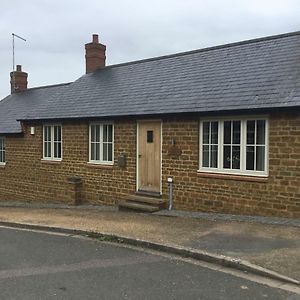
xmin=117 ymin=154 xmax=126 ymax=168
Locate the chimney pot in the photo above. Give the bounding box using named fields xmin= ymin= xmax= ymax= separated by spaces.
xmin=92 ymin=34 xmax=99 ymax=43
xmin=16 ymin=65 xmax=22 ymax=72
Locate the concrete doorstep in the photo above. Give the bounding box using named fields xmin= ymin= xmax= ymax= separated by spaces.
xmin=0 ymin=220 xmax=299 ymax=287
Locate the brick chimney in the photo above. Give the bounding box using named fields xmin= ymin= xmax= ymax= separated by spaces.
xmin=85 ymin=34 xmax=106 ymax=74
xmin=10 ymin=65 xmax=28 ymax=93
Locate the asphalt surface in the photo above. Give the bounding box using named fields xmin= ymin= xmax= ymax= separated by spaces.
xmin=0 ymin=206 xmax=299 ymax=281
xmin=0 ymin=227 xmax=297 ymax=300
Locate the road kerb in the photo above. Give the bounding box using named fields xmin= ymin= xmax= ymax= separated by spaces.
xmin=0 ymin=221 xmax=299 ymax=286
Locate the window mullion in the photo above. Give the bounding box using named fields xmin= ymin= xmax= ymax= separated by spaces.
xmin=199 ymin=122 xmax=202 ymax=169
xmin=230 ymin=121 xmax=233 ymax=169
xmin=100 ymin=125 xmax=103 ymax=162
xmin=219 ymin=121 xmax=223 ymax=171
xmin=208 ymin=122 xmax=211 ymax=168
xmin=265 ymin=120 xmax=268 ymax=173
xmin=51 ymin=126 xmax=54 ymax=160
xmin=241 ymin=120 xmax=246 ymax=172
xmin=89 ymin=125 xmax=91 ymax=161
xmin=254 ymin=120 xmax=257 ymax=171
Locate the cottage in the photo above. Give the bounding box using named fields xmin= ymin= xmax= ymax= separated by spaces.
xmin=0 ymin=32 xmax=299 ymax=217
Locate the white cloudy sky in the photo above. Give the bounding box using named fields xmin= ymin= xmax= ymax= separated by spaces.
xmin=0 ymin=0 xmax=299 ymax=99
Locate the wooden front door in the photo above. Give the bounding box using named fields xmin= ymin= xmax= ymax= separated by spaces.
xmin=137 ymin=120 xmax=161 ymax=193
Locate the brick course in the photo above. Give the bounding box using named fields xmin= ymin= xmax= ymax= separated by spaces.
xmin=0 ymin=112 xmax=299 ymax=218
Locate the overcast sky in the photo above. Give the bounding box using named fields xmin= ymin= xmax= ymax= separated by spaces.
xmin=0 ymin=0 xmax=299 ymax=99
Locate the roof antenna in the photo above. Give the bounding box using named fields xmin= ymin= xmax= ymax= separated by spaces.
xmin=12 ymin=33 xmax=26 ymax=71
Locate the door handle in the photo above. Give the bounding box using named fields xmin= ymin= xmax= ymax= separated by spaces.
xmin=138 ymin=154 xmax=142 ymax=158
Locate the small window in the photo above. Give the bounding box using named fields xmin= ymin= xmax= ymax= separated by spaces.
xmin=89 ymin=123 xmax=114 ymax=164
xmin=147 ymin=130 xmax=153 ymax=143
xmin=43 ymin=125 xmax=62 ymax=160
xmin=0 ymin=137 xmax=5 ymax=164
xmin=199 ymin=117 xmax=268 ymax=176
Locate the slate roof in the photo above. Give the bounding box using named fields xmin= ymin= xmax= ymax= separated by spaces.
xmin=0 ymin=83 xmax=71 ymax=133
xmin=1 ymin=31 xmax=300 ymax=134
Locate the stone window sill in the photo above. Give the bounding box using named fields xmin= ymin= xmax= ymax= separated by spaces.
xmin=87 ymin=162 xmax=114 ymax=169
xmin=41 ymin=159 xmax=62 ymax=164
xmin=197 ymin=171 xmax=268 ymax=183
xmin=0 ymin=163 xmax=6 ymax=168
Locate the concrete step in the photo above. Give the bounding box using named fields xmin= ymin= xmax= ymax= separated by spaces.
xmin=118 ymin=201 xmax=159 ymax=213
xmin=124 ymin=194 xmax=166 ymax=207
xmin=135 ymin=190 xmax=161 ymax=198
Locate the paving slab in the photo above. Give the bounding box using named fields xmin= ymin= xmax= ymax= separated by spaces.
xmin=0 ymin=205 xmax=299 ymax=282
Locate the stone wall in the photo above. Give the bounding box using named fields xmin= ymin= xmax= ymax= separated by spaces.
xmin=0 ymin=120 xmax=136 ymax=205
xmin=161 ymin=112 xmax=300 ymax=218
xmin=0 ymin=112 xmax=299 ymax=217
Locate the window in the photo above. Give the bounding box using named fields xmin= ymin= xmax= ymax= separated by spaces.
xmin=199 ymin=117 xmax=268 ymax=176
xmin=147 ymin=130 xmax=154 ymax=143
xmin=202 ymin=121 xmax=218 ymax=168
xmin=43 ymin=125 xmax=62 ymax=160
xmin=89 ymin=123 xmax=114 ymax=164
xmin=0 ymin=137 xmax=5 ymax=164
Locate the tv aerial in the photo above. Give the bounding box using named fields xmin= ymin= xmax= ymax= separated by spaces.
xmin=12 ymin=33 xmax=26 ymax=71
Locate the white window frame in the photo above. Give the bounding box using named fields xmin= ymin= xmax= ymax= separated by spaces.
xmin=199 ymin=116 xmax=269 ymax=177
xmin=88 ymin=122 xmax=114 ymax=165
xmin=42 ymin=124 xmax=62 ymax=161
xmin=0 ymin=137 xmax=6 ymax=165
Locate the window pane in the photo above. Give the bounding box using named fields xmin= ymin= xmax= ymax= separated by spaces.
xmin=58 ymin=143 xmax=62 ymax=158
xmin=233 ymin=121 xmax=240 ymax=144
xmin=54 ymin=126 xmax=61 ymax=142
xmin=0 ymin=138 xmax=5 ymax=163
xmin=210 ymin=145 xmax=218 ymax=168
xmin=43 ymin=127 xmax=47 ymax=141
xmin=232 ymin=146 xmax=240 ymax=169
xmin=224 ymin=121 xmax=231 ymax=144
xmin=103 ymin=125 xmax=107 ymax=142
xmin=202 ymin=145 xmax=209 ymax=167
xmin=54 ymin=126 xmax=58 ymax=141
xmin=247 ymin=121 xmax=255 ymax=144
xmin=256 ymin=146 xmax=265 ymax=171
xmin=108 ymin=125 xmax=113 ymax=143
xmin=211 ymin=122 xmax=218 ymax=144
xmin=95 ymin=143 xmax=100 ymax=161
xmin=54 ymin=142 xmax=61 ymax=159
xmin=147 ymin=130 xmax=153 ymax=143
xmin=223 ymin=146 xmax=231 ymax=169
xmin=108 ymin=143 xmax=113 ymax=161
xmin=246 ymin=146 xmax=255 ymax=170
xmin=91 ymin=143 xmax=95 ymax=160
xmin=256 ymin=120 xmax=266 ymax=145
xmin=44 ymin=142 xmax=47 ymax=157
xmin=96 ymin=125 xmax=100 ymax=143
xmin=48 ymin=126 xmax=51 ymax=141
xmin=47 ymin=142 xmax=51 ymax=158
xmin=91 ymin=125 xmax=95 ymax=142
xmin=54 ymin=143 xmax=58 ymax=158
xmin=103 ymin=143 xmax=107 ymax=161
xmin=203 ymin=122 xmax=209 ymax=144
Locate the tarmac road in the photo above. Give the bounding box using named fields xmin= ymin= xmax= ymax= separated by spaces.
xmin=0 ymin=227 xmax=297 ymax=300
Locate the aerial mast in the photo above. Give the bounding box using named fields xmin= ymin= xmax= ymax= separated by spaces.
xmin=12 ymin=33 xmax=26 ymax=71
